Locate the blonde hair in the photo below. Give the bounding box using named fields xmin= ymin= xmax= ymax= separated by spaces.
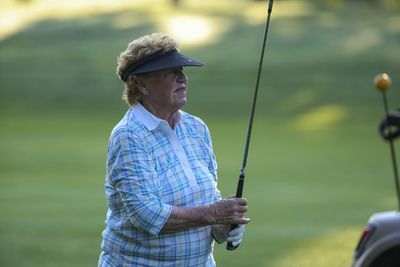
xmin=116 ymin=33 xmax=179 ymax=106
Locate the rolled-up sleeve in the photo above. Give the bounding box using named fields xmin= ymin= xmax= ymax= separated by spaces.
xmin=108 ymin=126 xmax=173 ymax=237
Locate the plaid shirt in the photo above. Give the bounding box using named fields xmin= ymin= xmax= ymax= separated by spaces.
xmin=99 ymin=103 xmax=221 ymax=266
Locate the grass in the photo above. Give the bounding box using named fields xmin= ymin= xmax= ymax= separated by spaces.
xmin=0 ymin=0 xmax=400 ymax=266
xmin=0 ymin=115 xmax=398 ymax=266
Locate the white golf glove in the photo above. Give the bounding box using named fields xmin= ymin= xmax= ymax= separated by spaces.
xmin=227 ymin=225 xmax=245 ymax=247
xmin=212 ymin=224 xmax=245 ymax=246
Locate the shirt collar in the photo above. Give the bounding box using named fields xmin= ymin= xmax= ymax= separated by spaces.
xmin=132 ymin=102 xmax=182 ymax=131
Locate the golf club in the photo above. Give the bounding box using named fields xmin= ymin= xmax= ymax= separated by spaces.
xmin=374 ymin=73 xmax=400 ymax=210
xmin=226 ymin=0 xmax=274 ymax=251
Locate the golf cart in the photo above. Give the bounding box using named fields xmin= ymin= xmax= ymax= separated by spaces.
xmin=351 ymin=74 xmax=400 ymax=267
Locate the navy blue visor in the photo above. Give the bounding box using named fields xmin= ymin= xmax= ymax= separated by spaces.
xmin=120 ymin=49 xmax=204 ymax=82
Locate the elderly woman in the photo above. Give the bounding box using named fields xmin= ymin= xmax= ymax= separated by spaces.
xmin=98 ymin=33 xmax=250 ymax=266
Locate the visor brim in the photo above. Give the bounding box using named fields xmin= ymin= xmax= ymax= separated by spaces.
xmin=120 ymin=50 xmax=204 ymax=81
xmin=134 ymin=51 xmax=203 ymax=74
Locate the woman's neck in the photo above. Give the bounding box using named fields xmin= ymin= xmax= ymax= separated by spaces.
xmin=140 ymin=101 xmax=179 ymax=129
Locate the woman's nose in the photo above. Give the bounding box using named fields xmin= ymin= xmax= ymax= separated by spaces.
xmin=177 ymin=70 xmax=188 ymax=83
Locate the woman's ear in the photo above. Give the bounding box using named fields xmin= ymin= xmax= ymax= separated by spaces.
xmin=135 ymin=76 xmax=149 ymax=96
xmin=138 ymin=84 xmax=148 ymax=96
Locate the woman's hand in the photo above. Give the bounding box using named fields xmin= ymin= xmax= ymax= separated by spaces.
xmin=208 ymin=198 xmax=250 ymax=225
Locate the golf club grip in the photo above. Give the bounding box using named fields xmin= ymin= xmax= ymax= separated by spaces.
xmin=234 ymin=173 xmax=245 ymax=198
xmin=226 ymin=173 xmax=244 ymax=251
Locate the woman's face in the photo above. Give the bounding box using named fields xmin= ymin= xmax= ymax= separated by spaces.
xmin=141 ymin=68 xmax=188 ymax=113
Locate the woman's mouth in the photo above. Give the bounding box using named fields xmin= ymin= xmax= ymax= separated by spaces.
xmin=174 ymin=87 xmax=187 ymax=95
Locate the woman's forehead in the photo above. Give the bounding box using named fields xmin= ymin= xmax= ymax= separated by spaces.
xmin=148 ymin=67 xmax=184 ymax=77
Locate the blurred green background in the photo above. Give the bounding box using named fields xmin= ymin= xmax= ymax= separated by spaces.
xmin=0 ymin=0 xmax=399 ymax=266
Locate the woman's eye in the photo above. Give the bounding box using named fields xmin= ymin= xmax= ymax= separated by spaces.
xmin=169 ymin=70 xmax=179 ymax=76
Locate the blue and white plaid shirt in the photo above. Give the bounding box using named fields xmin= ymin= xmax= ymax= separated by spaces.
xmin=99 ymin=103 xmax=221 ymax=266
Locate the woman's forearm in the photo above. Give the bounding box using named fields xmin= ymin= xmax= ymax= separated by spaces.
xmin=162 ymin=205 xmax=214 ymax=232
xmin=161 ymin=198 xmax=249 ymax=233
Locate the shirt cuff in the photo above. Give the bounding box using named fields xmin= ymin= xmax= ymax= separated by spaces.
xmin=132 ymin=203 xmax=173 ymax=237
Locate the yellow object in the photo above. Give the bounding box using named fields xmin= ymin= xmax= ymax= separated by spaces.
xmin=374 ymin=73 xmax=392 ymax=92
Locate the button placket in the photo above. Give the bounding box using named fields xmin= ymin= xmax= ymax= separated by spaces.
xmin=163 ymin=124 xmax=198 ymax=189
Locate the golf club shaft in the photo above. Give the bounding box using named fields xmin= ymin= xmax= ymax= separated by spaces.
xmin=226 ymin=0 xmax=274 ymax=251
xmin=382 ymin=92 xmax=400 ymax=210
